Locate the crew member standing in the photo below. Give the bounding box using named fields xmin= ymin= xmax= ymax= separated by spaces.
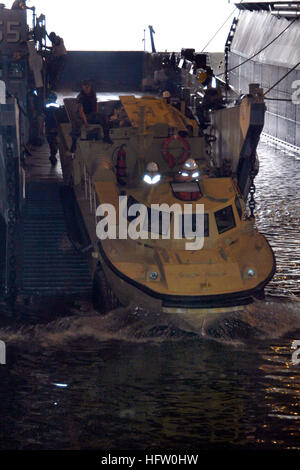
xmin=11 ymin=0 xmax=31 ymax=10
xmin=44 ymin=92 xmax=59 ymax=165
xmin=11 ymin=0 xmax=25 ymax=9
xmin=47 ymin=31 xmax=67 ymax=90
xmin=76 ymin=79 xmax=98 ymax=126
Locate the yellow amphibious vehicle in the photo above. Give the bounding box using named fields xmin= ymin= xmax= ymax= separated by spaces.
xmin=57 ymin=85 xmax=275 ymax=314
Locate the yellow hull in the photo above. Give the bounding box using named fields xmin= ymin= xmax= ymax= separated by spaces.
xmin=97 ymin=231 xmax=275 ymax=312
xmin=57 ymin=93 xmax=275 ymax=314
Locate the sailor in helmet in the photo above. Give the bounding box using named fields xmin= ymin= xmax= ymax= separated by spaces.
xmin=175 ymin=159 xmax=202 ymax=201
xmin=143 ymin=161 xmax=161 ymax=185
xmin=175 ymin=158 xmax=200 ymax=182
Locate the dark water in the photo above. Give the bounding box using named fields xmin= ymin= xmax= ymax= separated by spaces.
xmin=0 ymin=140 xmax=299 ymax=451
xmin=255 ymin=139 xmax=300 ymax=299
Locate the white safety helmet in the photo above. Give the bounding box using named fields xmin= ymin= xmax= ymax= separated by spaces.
xmin=146 ymin=161 xmax=159 ymax=173
xmin=183 ymin=158 xmax=198 ymax=170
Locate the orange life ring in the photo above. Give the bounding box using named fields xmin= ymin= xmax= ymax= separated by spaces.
xmin=162 ymin=135 xmax=191 ymax=168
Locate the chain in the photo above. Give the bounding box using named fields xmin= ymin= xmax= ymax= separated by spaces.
xmin=204 ymin=112 xmax=216 ymax=167
xmin=224 ymin=17 xmax=238 ymax=89
xmin=248 ymin=168 xmax=256 ymax=219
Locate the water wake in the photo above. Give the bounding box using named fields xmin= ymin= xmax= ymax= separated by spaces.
xmin=0 ymin=297 xmax=299 ymax=349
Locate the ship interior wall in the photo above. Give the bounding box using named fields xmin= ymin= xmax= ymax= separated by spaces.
xmin=57 ymin=51 xmax=150 ymax=92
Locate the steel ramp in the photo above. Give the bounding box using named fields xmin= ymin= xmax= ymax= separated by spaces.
xmin=20 ymin=145 xmax=92 ymax=297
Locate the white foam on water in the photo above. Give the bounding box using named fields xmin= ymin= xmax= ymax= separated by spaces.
xmin=0 ymin=298 xmax=299 ymax=350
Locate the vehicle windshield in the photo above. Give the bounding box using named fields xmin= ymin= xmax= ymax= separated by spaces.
xmin=127 ymin=196 xmax=209 ymax=238
xmin=215 ymin=205 xmax=236 ymax=234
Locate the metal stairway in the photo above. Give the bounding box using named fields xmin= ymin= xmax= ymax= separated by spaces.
xmin=21 ymin=180 xmax=92 ymax=297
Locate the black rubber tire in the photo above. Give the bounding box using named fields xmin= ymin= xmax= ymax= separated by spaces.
xmin=92 ymin=267 xmax=120 ymax=314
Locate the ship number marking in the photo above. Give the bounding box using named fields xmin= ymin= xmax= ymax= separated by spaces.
xmin=292 ymin=80 xmax=300 ymax=105
xmin=0 ymin=21 xmax=21 ymax=43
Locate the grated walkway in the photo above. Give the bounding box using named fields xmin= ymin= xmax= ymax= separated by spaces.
xmin=21 ymin=144 xmax=92 ymax=296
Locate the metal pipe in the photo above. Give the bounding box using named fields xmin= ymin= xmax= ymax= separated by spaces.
xmin=93 ymin=189 xmax=97 ymax=226
xmin=89 ymin=176 xmax=92 ymax=213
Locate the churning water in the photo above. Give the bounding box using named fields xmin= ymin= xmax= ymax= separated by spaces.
xmin=0 ymin=140 xmax=299 ymax=451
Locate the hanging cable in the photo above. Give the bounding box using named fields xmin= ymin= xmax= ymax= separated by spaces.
xmin=217 ymin=16 xmax=298 ymax=77
xmin=264 ymin=60 xmax=300 ymax=95
xmin=200 ymin=3 xmax=242 ymax=53
xmin=264 ymin=97 xmax=293 ymax=101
